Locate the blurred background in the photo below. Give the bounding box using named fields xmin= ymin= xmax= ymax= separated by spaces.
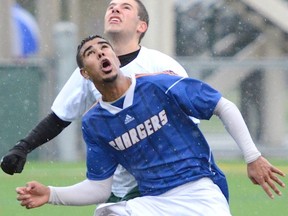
xmin=1 ymin=0 xmax=288 ymax=162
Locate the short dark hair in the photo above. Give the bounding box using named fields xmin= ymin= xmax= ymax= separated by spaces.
xmin=134 ymin=0 xmax=149 ymax=43
xmin=76 ymin=35 xmax=105 ymax=68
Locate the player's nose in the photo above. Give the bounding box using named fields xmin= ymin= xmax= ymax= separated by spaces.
xmin=112 ymin=6 xmax=120 ymax=14
xmin=97 ymin=52 xmax=105 ymax=60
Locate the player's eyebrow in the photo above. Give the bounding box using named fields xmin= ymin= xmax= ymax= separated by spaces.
xmin=82 ymin=46 xmax=93 ymax=57
xmin=82 ymin=41 xmax=111 ymax=57
xmin=108 ymin=2 xmax=133 ymax=9
xmin=98 ymin=41 xmax=111 ymax=47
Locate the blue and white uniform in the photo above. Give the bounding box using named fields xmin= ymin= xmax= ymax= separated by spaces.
xmin=51 ymin=46 xmax=190 ymax=198
xmin=82 ymin=72 xmax=228 ymax=200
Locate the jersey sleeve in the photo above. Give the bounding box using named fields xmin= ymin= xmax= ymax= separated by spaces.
xmin=165 ymin=76 xmax=222 ymax=120
xmin=51 ymin=68 xmax=101 ymax=121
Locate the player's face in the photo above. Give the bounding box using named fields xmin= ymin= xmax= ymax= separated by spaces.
xmin=104 ymin=0 xmax=143 ymax=38
xmin=80 ymin=38 xmax=121 ymax=84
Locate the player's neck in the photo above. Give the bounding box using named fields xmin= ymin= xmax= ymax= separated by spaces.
xmin=108 ymin=34 xmax=140 ymax=56
xmin=101 ymin=75 xmax=131 ymax=102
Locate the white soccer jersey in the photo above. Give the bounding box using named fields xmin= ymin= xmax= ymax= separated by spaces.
xmin=51 ymin=46 xmax=188 ymax=197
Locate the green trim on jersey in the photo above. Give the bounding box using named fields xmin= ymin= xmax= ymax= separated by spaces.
xmin=107 ymin=186 xmax=140 ymax=202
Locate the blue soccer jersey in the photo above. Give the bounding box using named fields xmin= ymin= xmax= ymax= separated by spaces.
xmin=82 ymin=72 xmax=228 ymax=200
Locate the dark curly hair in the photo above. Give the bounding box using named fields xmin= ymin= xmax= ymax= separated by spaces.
xmin=76 ymin=35 xmax=106 ymax=68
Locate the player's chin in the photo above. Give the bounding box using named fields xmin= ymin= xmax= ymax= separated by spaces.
xmin=104 ymin=28 xmax=122 ymax=35
xmin=103 ymin=73 xmax=118 ymax=83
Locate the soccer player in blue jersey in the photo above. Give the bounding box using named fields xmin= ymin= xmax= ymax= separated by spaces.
xmin=16 ymin=35 xmax=285 ymax=216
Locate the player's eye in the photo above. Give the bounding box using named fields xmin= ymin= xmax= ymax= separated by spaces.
xmin=101 ymin=44 xmax=109 ymax=50
xmin=107 ymin=4 xmax=117 ymax=12
xmin=122 ymin=4 xmax=132 ymax=10
xmin=87 ymin=50 xmax=95 ymax=56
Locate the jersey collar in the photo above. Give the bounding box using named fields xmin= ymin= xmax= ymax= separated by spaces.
xmin=99 ymin=74 xmax=136 ymax=114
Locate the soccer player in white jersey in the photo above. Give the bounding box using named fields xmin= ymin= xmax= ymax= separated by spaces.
xmin=16 ymin=35 xmax=285 ymax=216
xmin=1 ymin=0 xmax=190 ymax=201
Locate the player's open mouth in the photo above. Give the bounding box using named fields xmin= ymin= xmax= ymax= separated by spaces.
xmin=109 ymin=16 xmax=121 ymax=24
xmin=101 ymin=59 xmax=112 ymax=73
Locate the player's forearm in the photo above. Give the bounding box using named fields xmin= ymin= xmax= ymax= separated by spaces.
xmin=48 ymin=178 xmax=112 ymax=206
xmin=214 ymin=97 xmax=261 ymax=163
xmin=20 ymin=112 xmax=71 ymax=153
xmin=1 ymin=112 xmax=71 ymax=175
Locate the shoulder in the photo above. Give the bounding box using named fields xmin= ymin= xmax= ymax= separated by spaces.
xmin=135 ymin=72 xmax=184 ymax=87
xmin=136 ymin=73 xmax=214 ymax=91
xmin=139 ymin=47 xmax=188 ymax=77
xmin=135 ymin=70 xmax=180 ymax=79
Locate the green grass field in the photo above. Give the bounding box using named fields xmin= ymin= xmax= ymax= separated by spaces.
xmin=0 ymin=160 xmax=287 ymax=216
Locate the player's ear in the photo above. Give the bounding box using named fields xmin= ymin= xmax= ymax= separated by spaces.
xmin=137 ymin=21 xmax=147 ymax=34
xmin=80 ymin=68 xmax=90 ymax=80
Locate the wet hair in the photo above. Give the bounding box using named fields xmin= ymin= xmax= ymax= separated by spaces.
xmin=134 ymin=0 xmax=149 ymax=42
xmin=76 ymin=35 xmax=105 ymax=68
